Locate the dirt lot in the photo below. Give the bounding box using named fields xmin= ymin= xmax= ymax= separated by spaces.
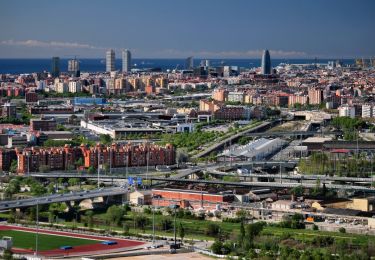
xmin=111 ymin=252 xmax=212 ymax=260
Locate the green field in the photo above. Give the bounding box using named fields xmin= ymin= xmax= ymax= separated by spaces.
xmin=0 ymin=230 xmax=100 ymax=251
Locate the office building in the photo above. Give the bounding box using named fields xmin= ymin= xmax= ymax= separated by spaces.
xmin=261 ymin=50 xmax=271 ymax=75
xmin=68 ymin=58 xmax=80 ymax=77
xmin=2 ymin=103 xmax=17 ymax=119
xmin=106 ymin=49 xmax=115 ymax=72
xmin=51 ymin=57 xmax=60 ymax=77
xmin=122 ymin=49 xmax=131 ymax=73
xmin=185 ymin=56 xmax=194 ymax=69
xmin=30 ymin=118 xmax=57 ymax=131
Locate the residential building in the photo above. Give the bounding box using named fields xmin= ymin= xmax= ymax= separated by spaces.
xmin=106 ymin=49 xmax=115 ymax=72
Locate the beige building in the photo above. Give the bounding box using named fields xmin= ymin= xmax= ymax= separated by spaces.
xmin=129 ymin=190 xmax=152 ymax=205
xmin=312 ymin=197 xmax=375 ymax=212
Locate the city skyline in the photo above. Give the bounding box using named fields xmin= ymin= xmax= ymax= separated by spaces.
xmin=0 ymin=0 xmax=374 ymax=59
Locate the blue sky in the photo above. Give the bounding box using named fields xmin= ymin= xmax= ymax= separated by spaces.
xmin=0 ymin=0 xmax=374 ymax=58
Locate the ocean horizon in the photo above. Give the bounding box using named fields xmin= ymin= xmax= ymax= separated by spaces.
xmin=0 ymin=58 xmax=355 ymax=74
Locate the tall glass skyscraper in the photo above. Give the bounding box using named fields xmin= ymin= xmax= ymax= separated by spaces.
xmin=261 ymin=49 xmax=271 ymax=75
xmin=106 ymin=49 xmax=115 ymax=72
xmin=51 ymin=57 xmax=60 ymax=77
xmin=185 ymin=56 xmax=194 ymax=69
xmin=122 ymin=49 xmax=131 ymax=73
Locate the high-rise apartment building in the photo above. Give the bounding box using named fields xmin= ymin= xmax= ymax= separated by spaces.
xmin=308 ymin=88 xmax=323 ymax=105
xmin=106 ymin=49 xmax=116 ymax=72
xmin=68 ymin=58 xmax=80 ymax=77
xmin=122 ymin=49 xmax=131 ymax=73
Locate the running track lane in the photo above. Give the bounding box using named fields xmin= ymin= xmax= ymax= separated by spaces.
xmin=0 ymin=225 xmax=145 ymax=257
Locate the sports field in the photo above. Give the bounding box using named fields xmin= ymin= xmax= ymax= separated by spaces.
xmin=0 ymin=230 xmax=99 ymax=250
xmin=0 ymin=225 xmax=145 ymax=257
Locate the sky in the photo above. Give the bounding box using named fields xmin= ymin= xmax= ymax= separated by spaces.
xmin=0 ymin=0 xmax=374 ymax=59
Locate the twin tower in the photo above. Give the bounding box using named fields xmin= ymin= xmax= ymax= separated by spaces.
xmin=106 ymin=49 xmax=131 ymax=73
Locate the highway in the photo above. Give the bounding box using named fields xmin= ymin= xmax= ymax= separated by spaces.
xmin=147 ymin=177 xmax=375 ymax=192
xmin=205 ymin=168 xmax=374 ymax=183
xmin=192 ymin=121 xmax=273 ymax=159
xmin=0 ymin=187 xmax=127 ymax=211
xmin=242 ymin=130 xmax=342 ymax=137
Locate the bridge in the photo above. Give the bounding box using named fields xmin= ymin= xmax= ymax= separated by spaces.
xmin=147 ymin=177 xmax=375 ymax=192
xmin=0 ymin=187 xmax=127 ymax=211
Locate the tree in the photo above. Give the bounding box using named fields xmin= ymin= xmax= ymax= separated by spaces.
xmin=160 ymin=218 xmax=173 ymax=231
xmin=30 ymin=182 xmax=47 ymax=195
xmin=205 ymin=223 xmax=220 ymax=237
xmin=100 ymin=134 xmax=112 ymax=145
xmin=68 ymin=178 xmax=79 ymax=187
xmin=135 ymin=215 xmax=149 ymax=231
xmin=178 ymin=222 xmax=185 ymax=243
xmin=2 ymin=249 xmax=13 ymax=260
xmin=85 ymin=210 xmax=94 ymax=229
xmin=106 ymin=205 xmax=124 ymax=227
xmin=211 ymin=240 xmax=223 ymax=254
xmin=9 ymin=160 xmax=17 ymax=173
xmin=176 ymin=148 xmax=189 ymax=166
xmin=88 ymin=166 xmax=95 ymax=174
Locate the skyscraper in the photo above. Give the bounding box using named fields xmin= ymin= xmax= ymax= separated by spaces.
xmin=68 ymin=58 xmax=80 ymax=77
xmin=261 ymin=50 xmax=271 ymax=75
xmin=185 ymin=56 xmax=194 ymax=69
xmin=122 ymin=49 xmax=131 ymax=73
xmin=106 ymin=49 xmax=115 ymax=72
xmin=51 ymin=57 xmax=60 ymax=77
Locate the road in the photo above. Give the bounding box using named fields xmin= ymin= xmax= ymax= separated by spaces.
xmin=0 ymin=187 xmax=127 ymax=210
xmin=192 ymin=121 xmax=273 ymax=159
xmin=147 ymin=177 xmax=375 ymax=192
xmin=205 ymin=167 xmax=374 ymax=183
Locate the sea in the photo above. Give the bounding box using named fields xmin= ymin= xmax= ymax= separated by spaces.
xmin=0 ymin=58 xmax=355 ymax=74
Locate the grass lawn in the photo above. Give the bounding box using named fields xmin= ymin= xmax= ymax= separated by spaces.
xmin=0 ymin=229 xmax=100 ymax=251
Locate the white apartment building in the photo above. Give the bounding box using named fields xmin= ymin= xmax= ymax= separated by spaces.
xmin=338 ymin=105 xmax=355 ymax=118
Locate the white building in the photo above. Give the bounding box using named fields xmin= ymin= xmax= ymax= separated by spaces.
xmin=122 ymin=49 xmax=131 ymax=73
xmin=56 ymin=82 xmax=68 ymax=93
xmin=68 ymin=81 xmax=81 ymax=93
xmin=362 ymin=104 xmax=373 ymax=118
xmin=227 ymin=91 xmax=244 ymax=103
xmin=106 ymin=49 xmax=115 ymax=72
xmin=338 ymin=105 xmax=355 ymax=118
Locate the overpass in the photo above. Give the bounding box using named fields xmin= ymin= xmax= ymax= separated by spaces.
xmin=0 ymin=187 xmax=127 ymax=211
xmin=147 ymin=177 xmax=375 ymax=192
xmin=192 ymin=121 xmax=276 ymax=159
xmin=205 ymin=168 xmax=374 ymax=183
xmin=243 ymin=131 xmax=342 ymax=138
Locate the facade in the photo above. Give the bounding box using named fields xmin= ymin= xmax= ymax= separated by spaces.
xmin=308 ymin=88 xmax=323 ymax=105
xmin=2 ymin=103 xmax=16 ymax=119
xmin=0 ymin=149 xmax=17 ymax=171
xmin=362 ymin=104 xmax=373 ymax=118
xmin=227 ymin=91 xmax=244 ymax=103
xmin=338 ymin=105 xmax=356 ymax=118
xmin=214 ymin=106 xmax=245 ymax=120
xmin=80 ymin=143 xmax=175 ymax=169
xmin=122 ymin=49 xmax=131 ymax=73
xmin=152 ymin=188 xmax=233 ymax=210
xmin=51 ymin=57 xmax=60 ymax=78
xmin=261 ymin=49 xmax=271 ymax=75
xmin=30 ymin=118 xmax=57 ymax=131
xmin=212 ymin=88 xmax=228 ymax=102
xmin=68 ymin=81 xmax=81 ymax=93
xmin=106 ymin=49 xmax=116 ymax=72
xmin=68 ymin=58 xmax=80 ymax=77
xmin=16 ymin=145 xmax=82 ymax=174
xmin=25 ymin=91 xmax=38 ymax=103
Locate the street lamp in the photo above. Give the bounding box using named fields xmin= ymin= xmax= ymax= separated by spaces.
xmin=169 ymin=204 xmax=180 ymax=249
xmin=35 ymin=199 xmax=39 ymax=256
